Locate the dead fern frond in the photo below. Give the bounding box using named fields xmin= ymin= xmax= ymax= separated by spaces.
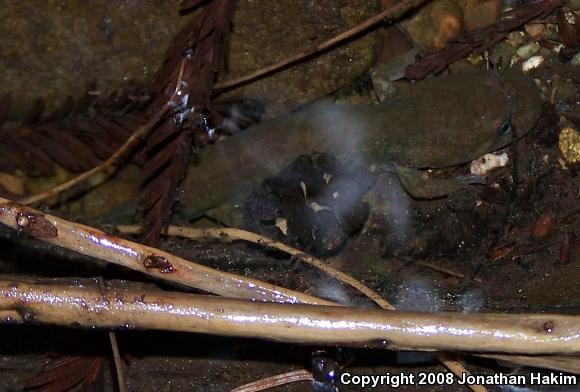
xmin=24 ymin=355 xmax=104 ymax=392
xmin=0 ymin=88 xmax=148 ymax=186
xmin=141 ymin=0 xmax=235 ymax=245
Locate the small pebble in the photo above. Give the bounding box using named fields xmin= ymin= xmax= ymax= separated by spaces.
xmin=470 ymin=152 xmax=509 ymax=176
xmin=572 ymin=51 xmax=580 ymax=66
xmin=525 ymin=23 xmax=544 ymax=39
xmin=559 ymin=127 xmax=580 ymax=163
xmin=522 ymin=55 xmax=544 ymax=72
xmin=516 ymin=42 xmax=540 ymax=60
xmin=531 ymin=211 xmax=556 ymax=239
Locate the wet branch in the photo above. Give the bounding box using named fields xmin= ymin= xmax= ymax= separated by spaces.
xmin=1 ymin=279 xmax=579 ymax=355
xmin=118 ymin=225 xmax=394 ymax=310
xmin=0 ymin=197 xmax=333 ymax=306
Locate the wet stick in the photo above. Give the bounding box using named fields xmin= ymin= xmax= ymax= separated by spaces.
xmin=1 ymin=279 xmax=580 ymax=355
xmin=0 ymin=197 xmax=333 ymax=305
xmin=117 ymin=225 xmax=394 ymax=310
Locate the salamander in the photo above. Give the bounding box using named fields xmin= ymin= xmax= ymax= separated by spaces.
xmin=177 ymin=71 xmax=542 ymax=218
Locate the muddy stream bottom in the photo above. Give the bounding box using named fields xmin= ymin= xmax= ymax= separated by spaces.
xmin=0 ymin=114 xmax=578 ymax=391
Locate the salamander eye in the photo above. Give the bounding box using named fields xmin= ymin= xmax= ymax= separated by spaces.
xmin=496 ymin=120 xmax=512 ymax=137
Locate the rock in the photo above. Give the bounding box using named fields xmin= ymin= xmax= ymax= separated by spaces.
xmin=0 ymin=172 xmax=26 ymax=196
xmin=521 ymin=55 xmax=545 ymax=73
xmin=525 ymin=23 xmax=545 ymax=39
xmin=469 ymin=152 xmax=509 ymax=177
xmin=558 ymin=10 xmax=580 ymax=48
xmin=216 ymin=0 xmax=379 ymax=118
xmin=463 ymin=0 xmax=502 ymax=31
xmin=516 ymin=42 xmax=540 ymax=60
xmin=490 ymin=41 xmax=517 ymax=70
xmin=370 ymin=49 xmax=418 ymax=101
xmin=0 ymin=1 xmax=379 ymax=120
xmin=571 ymin=51 xmax=580 ymax=65
xmin=0 ymin=0 xmax=185 ymax=119
xmin=558 ymin=127 xmax=580 ymax=164
xmin=403 ymin=0 xmax=502 ymax=52
xmin=548 ymin=76 xmax=577 ymax=105
xmin=403 ymin=0 xmax=464 ymax=52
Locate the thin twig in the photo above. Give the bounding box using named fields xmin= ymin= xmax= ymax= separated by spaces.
xmin=415 ymin=260 xmax=465 ymax=279
xmin=437 ymin=353 xmax=487 ymax=392
xmin=0 ymin=198 xmax=334 ymax=306
xmin=213 ymin=0 xmax=431 ymax=91
xmin=108 ymin=332 xmax=127 ymax=392
xmin=118 ymin=225 xmax=393 ymax=309
xmin=231 ymin=370 xmax=314 ymax=392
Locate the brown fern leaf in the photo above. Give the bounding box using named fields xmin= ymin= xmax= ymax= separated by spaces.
xmin=405 ymin=0 xmax=561 ymax=80
xmin=24 ymin=355 xmax=103 ymax=392
xmin=0 ymin=90 xmax=148 ymax=181
xmin=141 ymin=0 xmax=235 ymax=245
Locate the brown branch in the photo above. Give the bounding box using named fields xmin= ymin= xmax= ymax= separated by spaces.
xmin=118 ymin=225 xmax=393 ymax=310
xmin=1 ymin=279 xmax=580 ymax=355
xmin=0 ymin=197 xmax=333 ymax=306
xmin=213 ymin=0 xmax=432 ymax=91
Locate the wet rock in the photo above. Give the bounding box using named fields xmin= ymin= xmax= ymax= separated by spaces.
xmin=490 ymin=41 xmax=517 ymax=70
xmin=469 ymin=151 xmax=509 ymax=177
xmin=0 ymin=0 xmax=184 ymax=119
xmin=0 ymin=0 xmax=379 ymax=120
xmin=516 ymin=42 xmax=540 ymax=60
xmin=403 ymin=0 xmax=501 ymax=52
xmin=525 ymin=23 xmax=545 ymax=39
xmin=548 ymin=76 xmax=577 ymax=105
xmin=463 ymin=0 xmax=502 ymax=31
xmin=403 ymin=0 xmax=464 ymax=52
xmin=558 ymin=126 xmax=580 ymax=163
xmin=216 ymin=0 xmax=379 ymax=117
xmin=521 ymin=55 xmax=545 ymax=73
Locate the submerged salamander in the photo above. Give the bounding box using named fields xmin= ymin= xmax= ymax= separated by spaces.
xmin=178 ymin=71 xmax=542 ymax=218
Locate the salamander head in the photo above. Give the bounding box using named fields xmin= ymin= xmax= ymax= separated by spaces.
xmin=486 ymin=71 xmax=543 ymax=151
